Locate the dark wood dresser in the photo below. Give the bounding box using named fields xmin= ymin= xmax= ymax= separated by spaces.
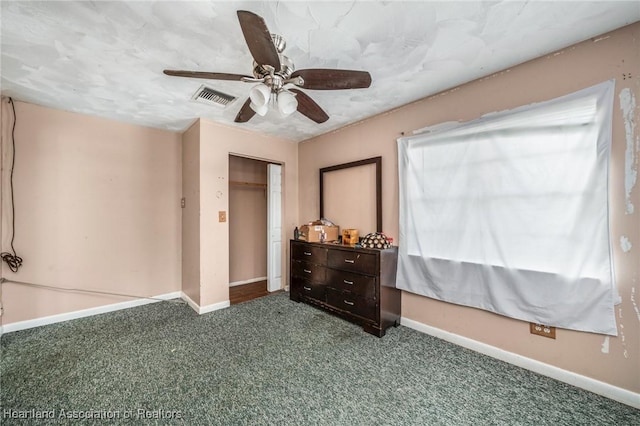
xmin=289 ymin=240 xmax=401 ymax=337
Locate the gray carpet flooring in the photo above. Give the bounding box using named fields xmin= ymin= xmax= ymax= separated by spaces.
xmin=1 ymin=292 xmax=638 ymax=425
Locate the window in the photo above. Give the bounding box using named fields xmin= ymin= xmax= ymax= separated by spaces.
xmin=397 ymin=80 xmax=617 ymax=335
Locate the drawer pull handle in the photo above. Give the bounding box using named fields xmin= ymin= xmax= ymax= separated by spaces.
xmin=344 ymin=259 xmax=355 ymax=264
xmin=343 ymin=280 xmax=354 ymax=285
xmin=303 ymin=269 xmax=312 ymax=274
xmin=343 ymin=300 xmax=354 ymax=306
xmin=303 ymin=252 xmax=312 ymax=256
xmin=303 ymin=286 xmax=312 ymax=291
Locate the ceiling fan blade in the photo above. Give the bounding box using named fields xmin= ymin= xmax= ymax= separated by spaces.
xmin=234 ymin=98 xmax=256 ymax=123
xmin=290 ymin=89 xmax=329 ymax=123
xmin=237 ymin=10 xmax=281 ymax=70
xmin=291 ymin=69 xmax=372 ymax=90
xmin=163 ymin=70 xmax=251 ymax=81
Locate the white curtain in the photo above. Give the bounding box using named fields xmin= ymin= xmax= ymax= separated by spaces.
xmin=397 ymin=80 xmax=617 ymax=335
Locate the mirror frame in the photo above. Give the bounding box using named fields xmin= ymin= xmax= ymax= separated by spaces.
xmin=319 ymin=156 xmax=382 ymax=232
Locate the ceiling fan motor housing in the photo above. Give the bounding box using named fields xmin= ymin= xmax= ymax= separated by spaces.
xmin=264 ymin=74 xmax=284 ymax=92
xmin=270 ymin=34 xmax=286 ymax=53
xmin=252 ymin=34 xmax=294 ymax=81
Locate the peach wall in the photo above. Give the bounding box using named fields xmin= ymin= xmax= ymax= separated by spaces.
xmin=298 ymin=23 xmax=640 ymax=393
xmin=193 ymin=119 xmax=297 ymax=307
xmin=229 ymin=155 xmax=268 ymax=283
xmin=1 ymin=100 xmax=182 ymax=325
xmin=181 ymin=121 xmax=200 ymax=304
xmin=0 ymin=99 xmax=8 ymax=321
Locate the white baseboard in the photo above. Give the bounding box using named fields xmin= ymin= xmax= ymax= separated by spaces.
xmin=400 ymin=317 xmax=640 ymax=409
xmin=229 ymin=276 xmax=267 ymax=287
xmin=180 ymin=291 xmax=200 ymax=313
xmin=181 ymin=291 xmax=230 ymax=315
xmin=1 ymin=289 xmax=232 ymax=335
xmin=199 ymin=300 xmax=230 ymax=314
xmin=2 ymin=291 xmax=182 ymax=334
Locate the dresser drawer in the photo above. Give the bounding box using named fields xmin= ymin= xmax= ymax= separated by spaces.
xmin=326 ymin=269 xmax=376 ymax=299
xmin=292 ymin=260 xmax=326 ymax=282
xmin=292 ymin=277 xmax=326 ymax=301
xmin=326 ymin=288 xmax=376 ymax=321
xmin=291 ymin=243 xmax=327 ymax=264
xmin=327 ymin=250 xmax=377 ymax=275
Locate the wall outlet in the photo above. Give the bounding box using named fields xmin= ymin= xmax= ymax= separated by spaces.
xmin=219 ymin=211 xmax=227 ymax=222
xmin=530 ymin=323 xmax=556 ymax=339
xmin=181 ymin=198 xmax=185 ymax=208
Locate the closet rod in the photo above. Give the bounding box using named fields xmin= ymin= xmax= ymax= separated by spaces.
xmin=229 ymin=180 xmax=267 ymax=188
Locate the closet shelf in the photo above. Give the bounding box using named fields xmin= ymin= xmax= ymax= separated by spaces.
xmin=230 ymin=180 xmax=267 ymax=189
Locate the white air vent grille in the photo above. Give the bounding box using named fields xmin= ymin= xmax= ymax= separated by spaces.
xmin=191 ymin=85 xmax=236 ymax=107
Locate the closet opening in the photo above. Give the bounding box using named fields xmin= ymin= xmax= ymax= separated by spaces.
xmin=228 ymin=154 xmax=282 ymax=304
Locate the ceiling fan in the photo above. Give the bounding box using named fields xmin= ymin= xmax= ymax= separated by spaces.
xmin=163 ymin=10 xmax=372 ymax=124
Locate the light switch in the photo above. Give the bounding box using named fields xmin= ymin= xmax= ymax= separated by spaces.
xmin=219 ymin=211 xmax=227 ymax=222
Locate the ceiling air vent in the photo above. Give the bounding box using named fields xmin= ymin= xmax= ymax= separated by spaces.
xmin=191 ymin=85 xmax=236 ymax=108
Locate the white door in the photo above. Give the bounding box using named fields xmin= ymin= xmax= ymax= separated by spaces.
xmin=267 ymin=164 xmax=282 ymax=292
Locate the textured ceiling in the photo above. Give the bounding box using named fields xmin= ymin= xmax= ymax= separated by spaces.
xmin=2 ymin=1 xmax=639 ymax=142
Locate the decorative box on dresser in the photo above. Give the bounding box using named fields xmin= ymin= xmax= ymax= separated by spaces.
xmin=289 ymin=240 xmax=401 ymax=337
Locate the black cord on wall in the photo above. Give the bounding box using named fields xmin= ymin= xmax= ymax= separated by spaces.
xmin=0 ymin=278 xmax=186 ymax=305
xmin=1 ymin=98 xmax=23 ymax=273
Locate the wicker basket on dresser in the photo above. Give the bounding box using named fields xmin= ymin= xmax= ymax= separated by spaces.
xmin=289 ymin=240 xmax=401 ymax=337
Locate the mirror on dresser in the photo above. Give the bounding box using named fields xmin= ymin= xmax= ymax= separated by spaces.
xmin=319 ymin=156 xmax=382 ymax=235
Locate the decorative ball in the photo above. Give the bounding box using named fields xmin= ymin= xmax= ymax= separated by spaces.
xmin=360 ymin=232 xmax=391 ymax=249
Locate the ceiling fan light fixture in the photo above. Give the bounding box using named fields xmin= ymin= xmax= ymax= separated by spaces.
xmin=277 ymin=90 xmax=298 ymax=117
xmin=249 ymin=101 xmax=269 ymax=116
xmin=249 ymin=84 xmax=271 ymax=107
